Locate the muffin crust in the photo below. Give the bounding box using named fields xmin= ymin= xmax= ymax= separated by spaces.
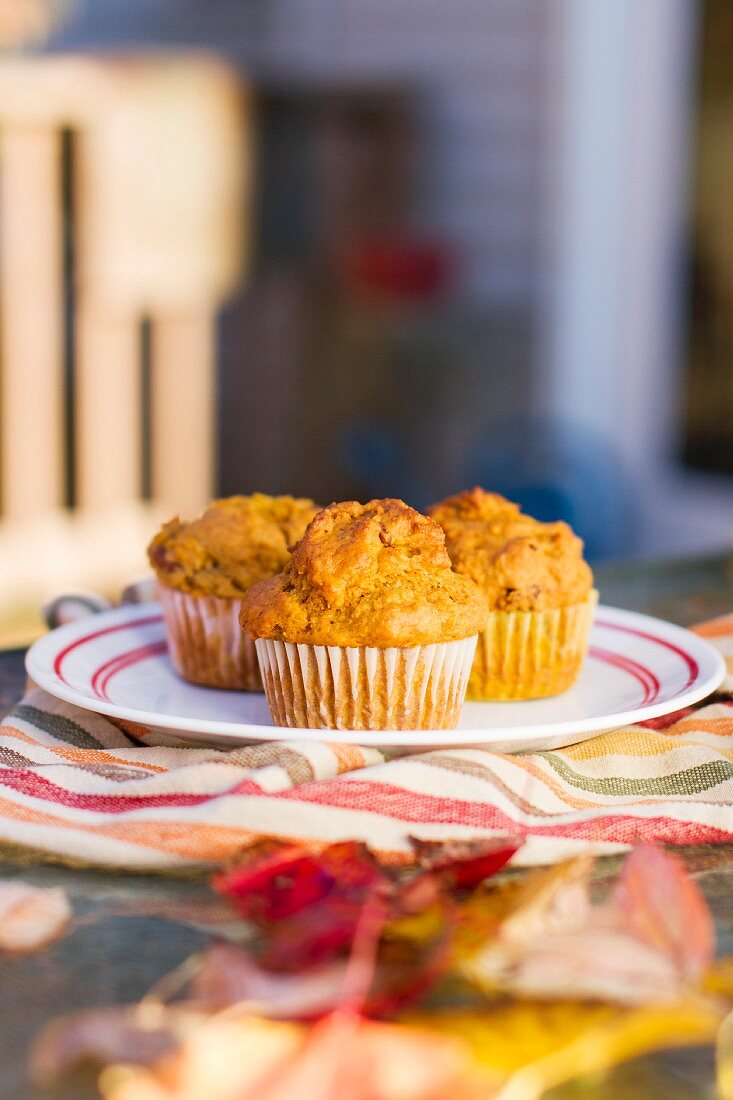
xmin=428 ymin=487 xmax=593 ymax=612
xmin=240 ymin=498 xmax=487 ymax=647
xmin=148 ymin=494 xmax=319 ymax=598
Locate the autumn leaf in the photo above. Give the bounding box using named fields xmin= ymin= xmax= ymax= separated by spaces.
xmin=30 ymin=1004 xmax=204 ymax=1086
xmin=0 ymin=881 xmax=71 ymax=953
xmin=465 ymin=926 xmax=685 ymax=1005
xmin=98 ymin=1013 xmax=488 ymax=1100
xmin=98 ymin=1015 xmax=305 ymax=1100
xmin=188 ymin=914 xmax=451 ymax=1021
xmin=214 ymin=840 xmax=390 ymax=924
xmin=461 ymin=846 xmax=719 ymax=1006
xmin=408 ymin=836 xmax=523 ymax=891
xmin=497 ymin=856 xmax=593 ymax=945
xmin=191 ymin=941 xmax=350 ymax=1018
xmin=608 ymin=841 xmax=715 ymax=982
xmin=82 ymin=893 xmax=483 ymax=1099
xmin=32 ymin=841 xmax=732 ymax=1100
xmin=213 ymin=841 xmax=391 ymax=970
xmin=405 ymin=998 xmax=722 ymax=1100
xmin=717 ymin=1006 xmax=733 ymax=1100
xmin=705 ymin=956 xmax=733 ymax=999
xmin=258 ymin=1013 xmax=488 ymax=1100
xmin=213 ymin=837 xmax=518 ymax=973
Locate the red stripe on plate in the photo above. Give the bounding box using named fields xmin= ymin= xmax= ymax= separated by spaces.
xmin=90 ymin=641 xmax=168 ymax=702
xmin=90 ymin=635 xmax=664 ymax=710
xmin=588 ymin=646 xmax=660 ymax=705
xmin=54 ymin=614 xmax=164 ymax=685
xmin=595 ymin=618 xmax=699 ymax=689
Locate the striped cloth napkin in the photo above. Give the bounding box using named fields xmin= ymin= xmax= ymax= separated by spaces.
xmin=1 ymin=615 xmax=732 ymax=873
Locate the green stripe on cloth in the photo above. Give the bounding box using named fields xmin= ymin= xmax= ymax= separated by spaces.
xmin=541 ymin=752 xmax=733 ymax=798
xmin=12 ymin=704 xmax=105 ymax=750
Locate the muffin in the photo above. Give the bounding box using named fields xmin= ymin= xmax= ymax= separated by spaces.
xmin=428 ymin=488 xmax=596 ymax=700
xmin=148 ymin=494 xmax=319 ymax=690
xmin=240 ymin=498 xmax=487 ymax=730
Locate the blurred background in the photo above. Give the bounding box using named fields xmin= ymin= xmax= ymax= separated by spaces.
xmin=1 ymin=0 xmax=733 ymax=642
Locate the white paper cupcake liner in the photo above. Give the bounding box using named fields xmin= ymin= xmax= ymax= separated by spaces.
xmin=469 ymin=590 xmax=598 ymax=701
xmin=157 ymin=585 xmax=261 ymax=691
xmin=254 ymin=636 xmax=477 ymax=730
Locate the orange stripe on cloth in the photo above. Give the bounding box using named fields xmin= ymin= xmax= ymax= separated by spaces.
xmin=327 ymin=742 xmax=371 ymax=774
xmin=0 ymin=724 xmax=167 ymax=772
xmin=0 ymin=790 xmax=412 ymax=865
xmin=669 ymin=716 xmax=733 ymax=737
xmin=0 ymin=790 xmax=257 ymax=861
xmin=1 ymin=726 xmax=52 ymax=746
xmin=693 ymin=616 xmax=733 ymax=639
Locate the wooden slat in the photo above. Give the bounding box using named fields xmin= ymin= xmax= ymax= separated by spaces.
xmin=151 ymin=313 xmax=215 ymax=516
xmin=75 ymin=306 xmax=141 ymax=509
xmin=0 ymin=126 xmax=64 ymax=518
xmin=73 ymin=127 xmax=141 ymax=510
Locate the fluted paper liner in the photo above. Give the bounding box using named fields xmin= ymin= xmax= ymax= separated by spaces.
xmin=255 ymin=636 xmax=477 ymax=731
xmin=158 ymin=586 xmax=261 ymax=691
xmin=468 ymin=590 xmax=598 ymax=701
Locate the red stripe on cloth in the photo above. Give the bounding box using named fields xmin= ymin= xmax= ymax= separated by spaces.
xmin=531 ymin=814 xmax=733 ymax=846
xmin=278 ymin=778 xmax=521 ymax=831
xmin=0 ymin=769 xmax=264 ymax=812
xmin=277 ymin=778 xmax=733 ymax=844
xmin=637 ymin=706 xmax=696 ymax=730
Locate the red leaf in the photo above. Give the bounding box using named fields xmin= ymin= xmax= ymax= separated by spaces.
xmin=408 ymin=836 xmax=523 ymax=890
xmin=214 ymin=841 xmax=389 ymax=926
xmin=192 ymin=942 xmax=350 ymax=1018
xmin=213 ymin=842 xmax=393 ymax=971
xmin=212 ymin=837 xmax=518 ymax=974
xmin=609 ymin=842 xmax=715 ymax=982
xmin=191 ymin=935 xmax=449 ymax=1022
xmin=259 ymin=900 xmax=371 ymax=972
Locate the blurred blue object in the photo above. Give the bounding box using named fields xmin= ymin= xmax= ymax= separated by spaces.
xmin=338 ymin=416 xmax=636 ymax=562
xmin=461 ymin=417 xmax=638 ymax=562
xmin=338 ymin=421 xmax=431 ymax=510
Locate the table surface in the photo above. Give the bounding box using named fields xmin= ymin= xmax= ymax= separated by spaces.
xmin=3 ymin=552 xmax=733 ymax=1100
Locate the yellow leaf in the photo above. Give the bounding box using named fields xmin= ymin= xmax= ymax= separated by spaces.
xmin=450 ymin=880 xmax=521 ymax=964
xmin=383 ymin=905 xmax=447 ymax=953
xmin=705 ymin=956 xmax=733 ymax=1000
xmin=403 ymin=997 xmax=722 ymax=1100
xmin=717 ymin=1007 xmax=733 ymax=1099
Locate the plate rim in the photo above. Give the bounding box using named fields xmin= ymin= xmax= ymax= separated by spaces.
xmin=25 ymin=601 xmax=727 ymax=748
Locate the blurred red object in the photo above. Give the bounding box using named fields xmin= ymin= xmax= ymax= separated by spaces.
xmin=338 ymin=237 xmax=452 ymax=303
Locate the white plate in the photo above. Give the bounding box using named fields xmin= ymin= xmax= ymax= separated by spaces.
xmin=26 ymin=602 xmax=725 ymax=754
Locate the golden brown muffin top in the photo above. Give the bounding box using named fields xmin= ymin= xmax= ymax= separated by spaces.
xmin=240 ymin=498 xmax=488 ymax=647
xmin=148 ymin=494 xmax=320 ymax=598
xmin=427 ymin=487 xmax=593 ymax=612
